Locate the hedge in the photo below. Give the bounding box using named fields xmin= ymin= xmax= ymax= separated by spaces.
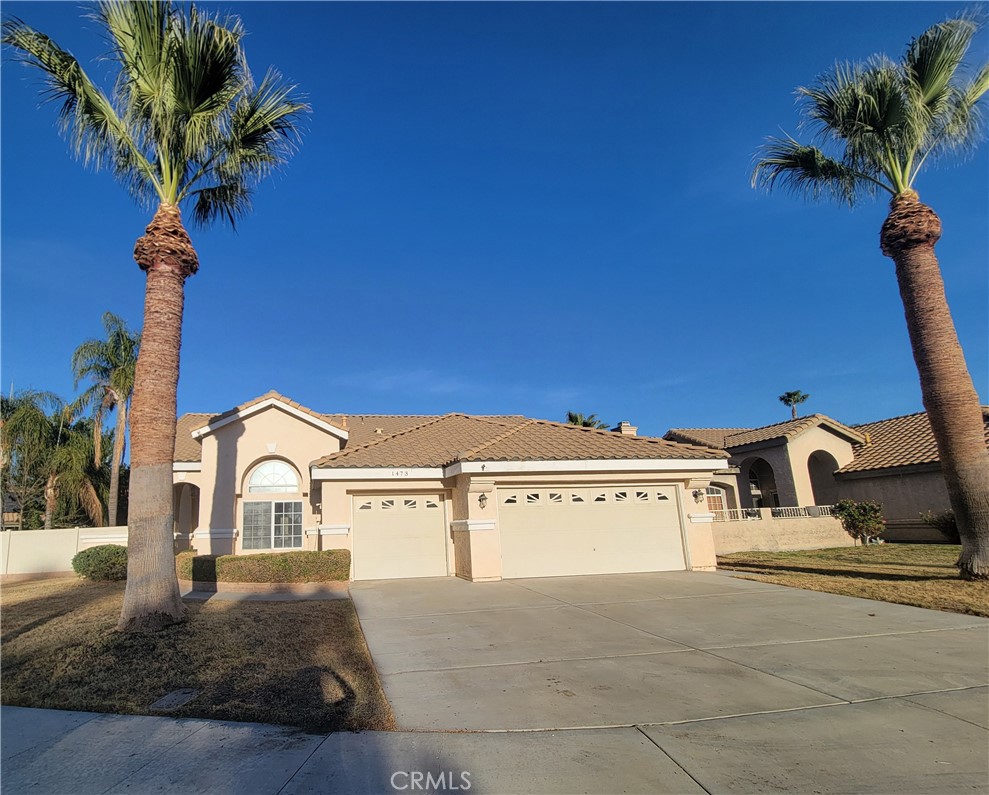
xmin=72 ymin=544 xmax=128 ymax=581
xmin=176 ymin=549 xmax=351 ymax=583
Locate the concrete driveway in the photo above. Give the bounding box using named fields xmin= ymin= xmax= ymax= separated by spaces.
xmin=351 ymin=571 xmax=988 ymax=791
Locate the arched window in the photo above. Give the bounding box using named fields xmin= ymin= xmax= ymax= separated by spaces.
xmin=705 ymin=486 xmax=727 ymax=514
xmin=244 ymin=460 xmax=302 ymax=550
xmin=248 ymin=460 xmax=299 ymax=494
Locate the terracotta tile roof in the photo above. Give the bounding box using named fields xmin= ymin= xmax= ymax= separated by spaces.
xmin=326 ymin=414 xmax=525 ymax=448
xmin=312 ymin=415 xmax=525 ymax=468
xmin=838 ymin=409 xmax=989 ymax=473
xmin=663 ymin=428 xmax=749 ymax=449
xmin=174 ymin=413 xmax=211 ymax=462
xmin=314 ymin=414 xmax=725 ymax=468
xmin=664 ymin=415 xmax=863 ymax=450
xmin=724 ymin=414 xmax=864 ymax=447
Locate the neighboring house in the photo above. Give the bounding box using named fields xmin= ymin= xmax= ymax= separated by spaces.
xmin=173 ymin=391 xmax=728 ymax=581
xmin=664 ymin=409 xmax=989 ymax=542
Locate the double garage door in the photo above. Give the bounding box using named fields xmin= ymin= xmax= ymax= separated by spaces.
xmin=499 ymin=485 xmax=686 ymax=579
xmin=350 ymin=485 xmax=686 ymax=581
xmin=351 ymin=493 xmax=449 ymax=580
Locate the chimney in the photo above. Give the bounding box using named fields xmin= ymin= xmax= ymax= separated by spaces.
xmin=612 ymin=421 xmax=637 ymax=437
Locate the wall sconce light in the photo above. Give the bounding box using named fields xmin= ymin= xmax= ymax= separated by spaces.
xmin=478 ymin=493 xmax=488 ymax=509
xmin=692 ymin=489 xmax=706 ymax=503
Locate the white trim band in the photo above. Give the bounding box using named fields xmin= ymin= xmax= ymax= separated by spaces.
xmin=313 ymin=459 xmax=728 ymax=480
xmin=450 ymin=519 xmax=497 ymax=532
xmin=191 ymin=528 xmax=239 ymax=539
xmin=79 ymin=531 xmax=128 ymax=544
xmin=305 ymin=524 xmax=351 ymax=536
xmin=688 ymin=512 xmax=716 ymax=524
xmin=172 ymin=462 xmax=201 ymax=472
xmin=445 ymin=459 xmax=729 ymax=476
xmin=312 ymin=467 xmax=445 ymax=480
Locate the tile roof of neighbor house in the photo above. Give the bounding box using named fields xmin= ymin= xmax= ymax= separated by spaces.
xmin=665 ymin=414 xmax=864 ymax=449
xmin=837 ymin=408 xmax=989 ymax=474
xmin=313 ymin=414 xmax=726 ymax=469
xmin=663 ymin=428 xmax=750 ymax=449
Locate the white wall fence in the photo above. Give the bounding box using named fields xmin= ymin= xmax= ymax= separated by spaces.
xmin=0 ymin=527 xmax=128 ymax=577
xmin=711 ymin=507 xmax=855 ymax=555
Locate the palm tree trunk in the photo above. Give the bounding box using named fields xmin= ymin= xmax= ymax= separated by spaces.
xmin=118 ymin=204 xmax=198 ymax=632
xmin=791 ymin=405 xmax=797 ymax=420
xmin=108 ymin=390 xmax=126 ymax=527
xmin=881 ymin=192 xmax=989 ymax=579
xmin=44 ymin=472 xmax=57 ymax=529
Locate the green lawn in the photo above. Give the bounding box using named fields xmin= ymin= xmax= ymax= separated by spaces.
xmin=718 ymin=544 xmax=988 ymax=617
xmin=0 ymin=578 xmax=394 ymax=733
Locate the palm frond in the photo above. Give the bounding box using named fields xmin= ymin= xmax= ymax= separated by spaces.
xmin=2 ymin=17 xmax=162 ymax=203
xmin=752 ymin=136 xmax=886 ymax=204
xmin=7 ymin=2 xmax=309 ymax=229
xmin=904 ymin=16 xmax=978 ymax=106
xmin=190 ymin=181 xmax=251 ymax=228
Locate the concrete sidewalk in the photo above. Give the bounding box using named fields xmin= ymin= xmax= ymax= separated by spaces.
xmin=3 ymin=695 xmax=987 ymax=794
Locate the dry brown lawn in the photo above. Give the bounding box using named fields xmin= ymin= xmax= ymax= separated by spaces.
xmin=0 ymin=578 xmax=394 ymax=733
xmin=718 ymin=544 xmax=989 ymax=617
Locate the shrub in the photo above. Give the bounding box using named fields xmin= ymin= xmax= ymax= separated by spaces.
xmin=176 ymin=549 xmax=350 ymax=583
xmin=72 ymin=544 xmax=128 ymax=581
xmin=920 ymin=510 xmax=960 ymax=544
xmin=831 ymin=499 xmax=886 ymax=543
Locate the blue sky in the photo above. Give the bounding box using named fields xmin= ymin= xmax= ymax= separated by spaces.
xmin=2 ymin=2 xmax=987 ymax=439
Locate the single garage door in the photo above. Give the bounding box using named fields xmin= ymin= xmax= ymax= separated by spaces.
xmin=499 ymin=485 xmax=685 ymax=578
xmin=351 ymin=493 xmax=448 ymax=580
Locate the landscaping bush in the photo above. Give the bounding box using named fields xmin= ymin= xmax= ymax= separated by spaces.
xmin=831 ymin=499 xmax=886 ymax=543
xmin=920 ymin=510 xmax=961 ymax=544
xmin=176 ymin=549 xmax=351 ymax=583
xmin=72 ymin=544 xmax=128 ymax=581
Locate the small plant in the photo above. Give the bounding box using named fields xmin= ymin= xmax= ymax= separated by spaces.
xmin=921 ymin=510 xmax=960 ymax=545
xmin=831 ymin=499 xmax=886 ymax=544
xmin=72 ymin=544 xmax=128 ymax=581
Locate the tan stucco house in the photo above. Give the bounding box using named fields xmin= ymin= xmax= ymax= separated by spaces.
xmin=172 ymin=391 xmax=728 ymax=580
xmin=665 ymin=408 xmax=989 ymax=541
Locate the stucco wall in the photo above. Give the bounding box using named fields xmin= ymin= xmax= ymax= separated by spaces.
xmin=785 ymin=427 xmax=857 ymax=506
xmin=712 ymin=511 xmax=855 ymax=555
xmin=836 ymin=468 xmax=948 ymax=542
xmin=733 ymin=445 xmax=797 ymax=508
xmin=192 ymin=406 xmax=344 ymax=554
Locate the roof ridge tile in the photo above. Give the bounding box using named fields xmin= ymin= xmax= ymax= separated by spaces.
xmin=457 ymin=419 xmax=536 ymax=460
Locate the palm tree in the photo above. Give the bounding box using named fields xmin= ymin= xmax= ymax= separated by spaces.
xmin=4 ymin=2 xmax=308 ymax=629
xmin=72 ymin=312 xmax=140 ymax=527
xmin=778 ymin=390 xmax=810 ymax=420
xmin=753 ymin=15 xmax=989 ymax=579
xmin=1 ymin=392 xmax=103 ymax=529
xmin=566 ymin=411 xmax=609 ymax=429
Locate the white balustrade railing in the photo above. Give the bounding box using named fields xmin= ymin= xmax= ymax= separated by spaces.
xmin=714 ymin=505 xmax=835 ymax=522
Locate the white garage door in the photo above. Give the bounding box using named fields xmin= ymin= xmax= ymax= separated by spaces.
xmin=352 ymin=494 xmax=448 ymax=580
xmin=499 ymin=486 xmax=685 ymax=578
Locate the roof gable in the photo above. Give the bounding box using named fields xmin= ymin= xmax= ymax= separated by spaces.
xmin=189 ymin=390 xmax=348 ymax=442
xmin=723 ymin=414 xmax=864 ymax=448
